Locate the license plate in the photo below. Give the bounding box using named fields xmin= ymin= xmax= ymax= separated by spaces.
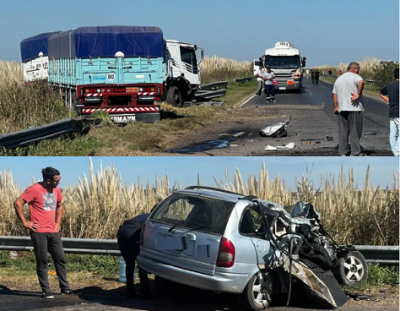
xmin=279 ymin=87 xmax=286 ymax=90
xmin=126 ymin=87 xmax=139 ymax=92
xmin=110 ymin=114 xmax=136 ymax=123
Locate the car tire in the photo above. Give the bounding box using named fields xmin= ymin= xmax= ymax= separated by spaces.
xmin=167 ymin=86 xmax=183 ymax=107
xmin=239 ymin=271 xmax=274 ymax=311
xmin=333 ymin=251 xmax=368 ymax=287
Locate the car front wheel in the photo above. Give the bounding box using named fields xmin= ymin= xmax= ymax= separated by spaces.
xmin=239 ymin=271 xmax=274 ymax=311
xmin=333 ymin=250 xmax=368 ymax=287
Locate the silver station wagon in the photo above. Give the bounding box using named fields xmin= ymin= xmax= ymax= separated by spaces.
xmin=137 ymin=186 xmax=367 ymax=310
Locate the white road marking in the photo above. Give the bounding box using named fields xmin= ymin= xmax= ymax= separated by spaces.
xmin=239 ymin=95 xmax=256 ymax=107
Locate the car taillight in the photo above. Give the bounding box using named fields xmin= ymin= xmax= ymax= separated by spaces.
xmin=140 ymin=222 xmax=146 ymax=246
xmin=114 ymin=87 xmax=126 ymax=93
xmin=217 ymin=237 xmax=235 ymax=268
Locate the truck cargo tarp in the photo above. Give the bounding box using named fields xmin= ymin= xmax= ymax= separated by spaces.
xmin=20 ymin=31 xmax=61 ymax=63
xmin=48 ymin=26 xmax=164 ymax=59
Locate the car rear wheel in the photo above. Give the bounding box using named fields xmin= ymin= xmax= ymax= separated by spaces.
xmin=239 ymin=271 xmax=274 ymax=311
xmin=333 ymin=251 xmax=368 ymax=287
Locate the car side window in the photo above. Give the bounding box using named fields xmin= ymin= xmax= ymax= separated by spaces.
xmin=239 ymin=207 xmax=264 ymax=236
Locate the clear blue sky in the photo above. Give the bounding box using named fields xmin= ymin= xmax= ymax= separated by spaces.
xmin=0 ymin=0 xmax=398 ymax=66
xmin=0 ymin=157 xmax=398 ymax=191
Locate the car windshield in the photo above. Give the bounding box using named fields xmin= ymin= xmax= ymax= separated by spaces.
xmin=150 ymin=193 xmax=235 ymax=235
xmin=264 ymin=56 xmax=300 ymax=69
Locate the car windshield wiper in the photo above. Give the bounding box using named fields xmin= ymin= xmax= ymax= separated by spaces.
xmin=168 ymin=220 xmax=186 ymax=232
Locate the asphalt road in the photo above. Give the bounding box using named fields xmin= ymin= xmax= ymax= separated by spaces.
xmin=1 ymin=286 xmax=398 ymax=311
xmin=168 ymin=78 xmax=393 ymax=156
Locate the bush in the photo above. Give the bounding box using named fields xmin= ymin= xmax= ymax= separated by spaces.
xmin=372 ymin=61 xmax=399 ymax=89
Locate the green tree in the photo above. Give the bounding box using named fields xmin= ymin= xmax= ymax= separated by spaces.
xmin=373 ymin=61 xmax=399 ymax=89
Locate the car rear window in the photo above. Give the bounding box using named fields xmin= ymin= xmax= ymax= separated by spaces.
xmin=150 ymin=193 xmax=235 ymax=235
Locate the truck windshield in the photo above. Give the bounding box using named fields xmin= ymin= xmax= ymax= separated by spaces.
xmin=264 ymin=56 xmax=300 ymax=69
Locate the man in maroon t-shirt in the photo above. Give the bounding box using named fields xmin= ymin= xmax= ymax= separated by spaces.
xmin=14 ymin=167 xmax=73 ymax=299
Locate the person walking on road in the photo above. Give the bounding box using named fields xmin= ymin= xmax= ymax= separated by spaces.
xmin=263 ymin=66 xmax=276 ymax=103
xmin=332 ymin=62 xmax=365 ymax=156
xmin=379 ymin=68 xmax=399 ymax=156
xmin=14 ymin=167 xmax=73 ymax=299
xmin=117 ymin=213 xmax=151 ymax=299
xmin=314 ymin=69 xmax=320 ymax=84
xmin=255 ymin=65 xmax=265 ymax=96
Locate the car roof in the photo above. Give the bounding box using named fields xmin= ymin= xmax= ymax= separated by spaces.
xmin=174 ymin=186 xmax=248 ymax=203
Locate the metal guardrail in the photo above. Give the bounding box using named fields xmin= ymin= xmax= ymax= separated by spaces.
xmin=0 ymin=118 xmax=90 ymax=149
xmin=200 ymin=81 xmax=228 ymax=90
xmin=235 ymin=77 xmax=254 ymax=83
xmin=0 ymin=236 xmax=120 ymax=255
xmin=195 ymin=89 xmax=227 ymax=100
xmin=354 ymin=245 xmax=399 ymax=265
xmin=321 ymin=73 xmax=377 ymax=84
xmin=0 ymin=236 xmax=398 ymax=264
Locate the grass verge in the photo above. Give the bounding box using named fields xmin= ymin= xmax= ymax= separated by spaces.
xmin=0 ymin=81 xmax=257 ymax=156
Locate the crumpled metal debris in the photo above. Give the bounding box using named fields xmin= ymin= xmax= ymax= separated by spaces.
xmin=344 ymin=291 xmax=380 ymax=302
xmin=259 ymin=117 xmax=291 ymax=137
xmin=265 ymin=142 xmax=295 ymax=151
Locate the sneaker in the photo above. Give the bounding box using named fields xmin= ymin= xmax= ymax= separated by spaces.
xmin=350 ymin=153 xmax=367 ymax=157
xmin=42 ymin=291 xmax=54 ymax=299
xmin=61 ymin=288 xmax=74 ymax=295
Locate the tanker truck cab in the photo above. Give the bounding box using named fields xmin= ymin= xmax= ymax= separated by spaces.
xmin=262 ymin=41 xmax=306 ymax=92
xmin=164 ymin=40 xmax=204 ymax=107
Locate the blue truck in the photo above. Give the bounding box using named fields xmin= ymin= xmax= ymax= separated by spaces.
xmin=21 ymin=26 xmax=205 ymax=123
xmin=47 ymin=26 xmax=166 ymax=123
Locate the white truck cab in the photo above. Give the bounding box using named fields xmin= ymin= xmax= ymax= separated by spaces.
xmin=165 ymin=40 xmax=204 ymax=88
xmin=164 ymin=40 xmax=204 ymax=106
xmin=261 ymin=41 xmax=306 ymax=92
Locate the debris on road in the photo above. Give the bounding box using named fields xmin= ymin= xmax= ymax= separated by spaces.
xmin=259 ymin=117 xmax=291 ymax=138
xmin=233 ymin=132 xmax=247 ymax=137
xmin=345 ymin=291 xmax=380 ymax=302
xmin=265 ymin=142 xmax=295 ymax=151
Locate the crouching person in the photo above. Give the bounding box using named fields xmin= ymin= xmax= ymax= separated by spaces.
xmin=117 ymin=213 xmax=151 ymax=299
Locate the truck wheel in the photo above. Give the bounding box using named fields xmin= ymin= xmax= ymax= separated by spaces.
xmin=167 ymin=86 xmax=183 ymax=107
xmin=239 ymin=271 xmax=274 ymax=311
xmin=333 ymin=251 xmax=368 ymax=287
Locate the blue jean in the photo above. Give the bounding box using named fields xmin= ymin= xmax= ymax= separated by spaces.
xmin=389 ymin=118 xmax=399 ymax=156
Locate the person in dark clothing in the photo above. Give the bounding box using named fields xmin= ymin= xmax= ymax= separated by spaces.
xmin=311 ymin=69 xmax=315 ymax=83
xmin=328 ymin=69 xmax=332 ymax=78
xmin=117 ymin=213 xmax=150 ymax=299
xmin=314 ymin=69 xmax=320 ymax=84
xmin=379 ymin=68 xmax=399 ymax=156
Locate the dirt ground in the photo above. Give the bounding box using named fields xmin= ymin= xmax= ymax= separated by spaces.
xmin=0 ymin=271 xmax=398 ymax=308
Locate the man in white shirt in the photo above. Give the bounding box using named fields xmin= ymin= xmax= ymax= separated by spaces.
xmin=255 ymin=65 xmax=264 ymax=96
xmin=263 ymin=66 xmax=276 ymax=103
xmin=332 ymin=62 xmax=365 ymax=156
